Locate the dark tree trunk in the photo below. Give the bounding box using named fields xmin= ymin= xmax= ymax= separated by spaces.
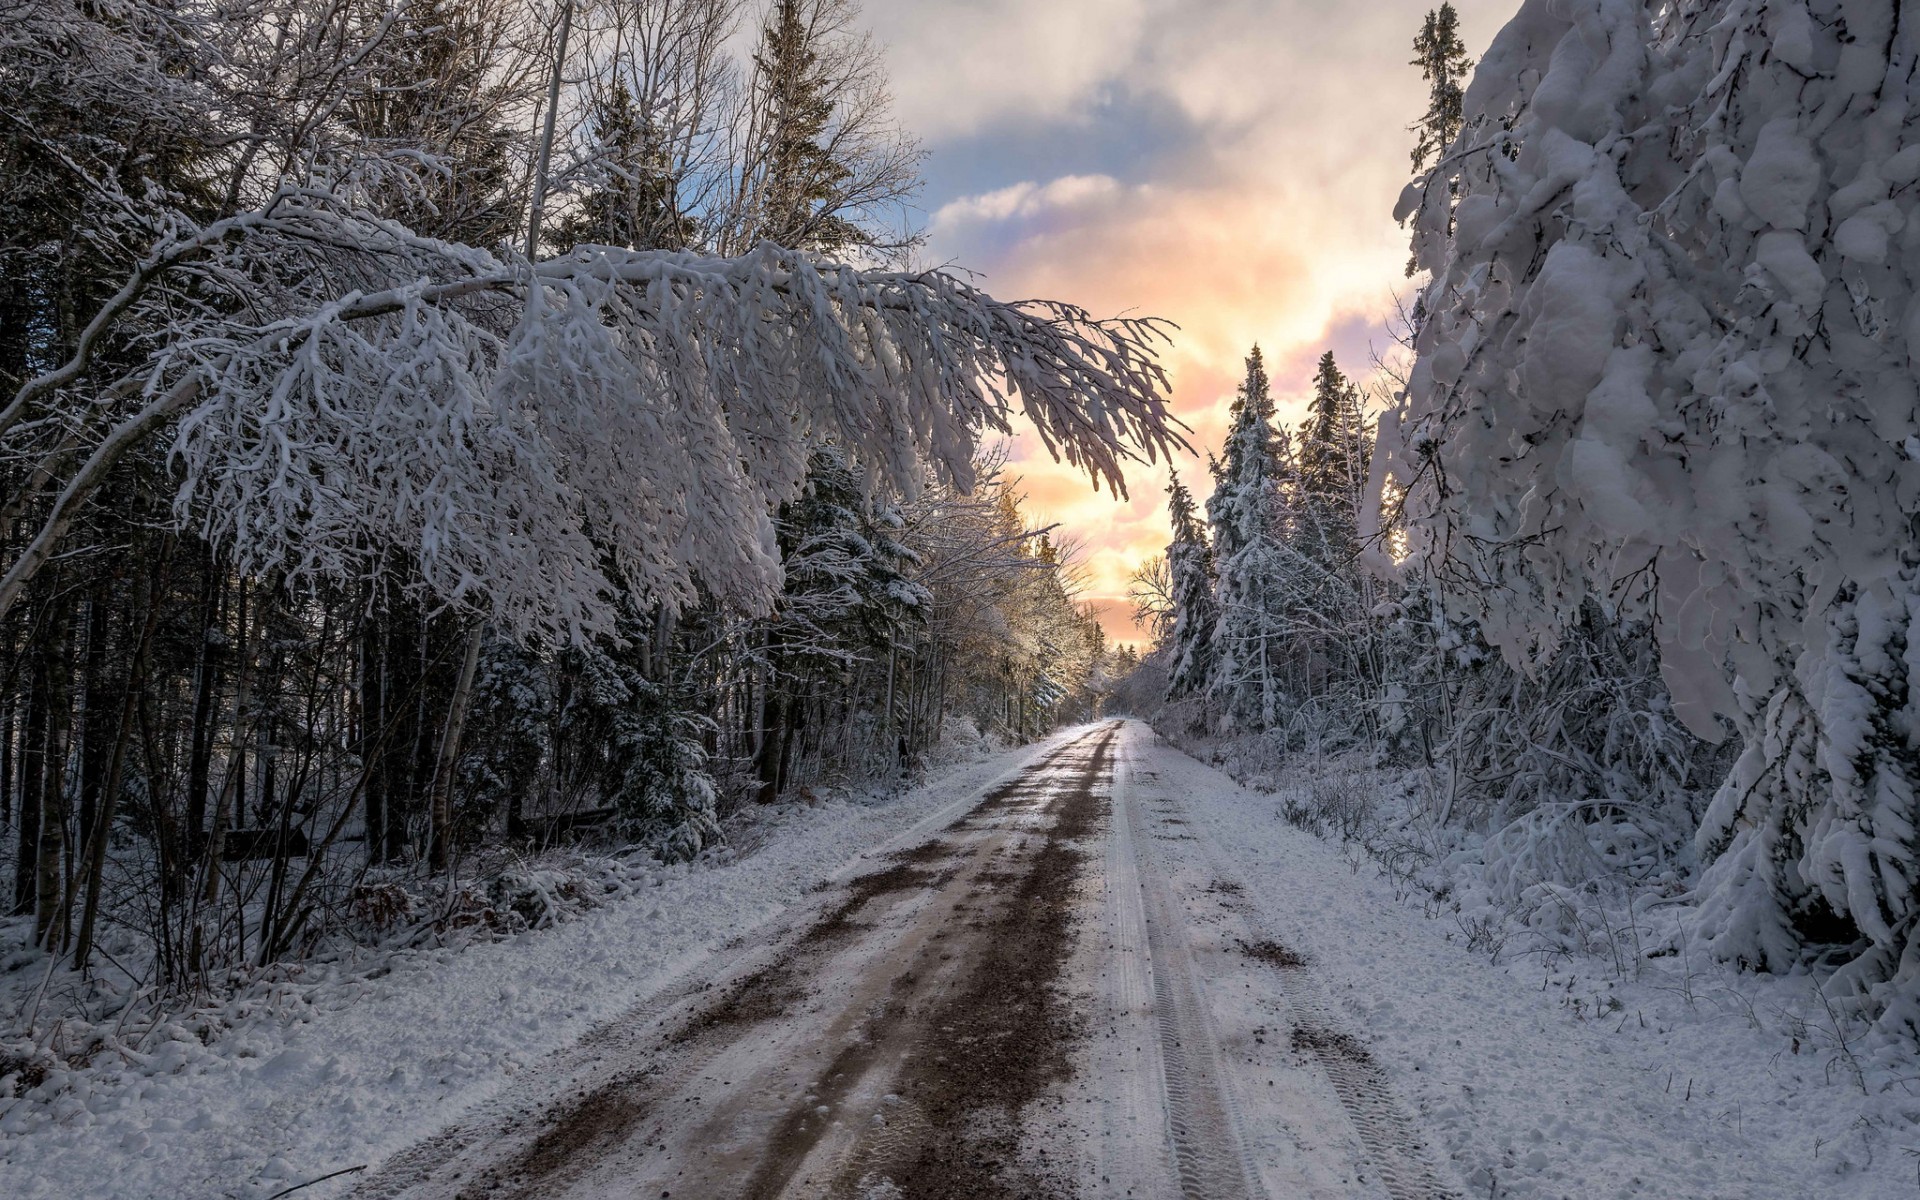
xmin=74 ymin=546 xmax=166 ymax=971
xmin=1 ymin=693 xmax=13 ymax=830
xmin=76 ymin=581 xmax=110 ymax=864
xmin=13 ymin=614 xmax=47 ymax=915
xmin=359 ymin=603 xmax=387 ymax=865
xmin=754 ymin=631 xmax=786 ymax=803
xmin=428 ymin=624 xmax=483 ymax=872
xmin=183 ymin=562 xmax=223 ymax=889
xmin=755 ymin=685 xmax=786 ymax=803
xmin=387 ymin=608 xmax=422 ymax=861
xmin=34 ymin=597 xmax=73 ymax=948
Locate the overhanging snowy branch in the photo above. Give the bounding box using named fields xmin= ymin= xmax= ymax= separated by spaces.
xmin=1 ymin=220 xmax=1180 ymax=640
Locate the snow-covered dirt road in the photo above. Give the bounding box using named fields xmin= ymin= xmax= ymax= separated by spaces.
xmin=339 ymin=718 xmax=1884 ymax=1199
xmin=354 ymin=721 xmax=1457 ymax=1199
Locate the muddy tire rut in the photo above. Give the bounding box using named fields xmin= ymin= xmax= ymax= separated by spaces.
xmin=364 ymin=725 xmax=1119 ymax=1200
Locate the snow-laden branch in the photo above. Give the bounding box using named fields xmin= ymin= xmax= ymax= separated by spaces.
xmin=1 ymin=207 xmax=1178 ymax=640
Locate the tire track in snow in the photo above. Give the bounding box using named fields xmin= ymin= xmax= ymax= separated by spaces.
xmin=1117 ymin=749 xmax=1266 ymax=1200
xmin=1262 ymin=947 xmax=1457 ymax=1200
xmin=1132 ymin=728 xmax=1456 ymax=1200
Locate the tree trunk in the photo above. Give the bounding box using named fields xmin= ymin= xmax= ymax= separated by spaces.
xmin=76 ymin=582 xmax=109 ymax=861
xmin=390 ymin=609 xmax=425 ymax=861
xmin=358 ymin=602 xmax=387 ymax=865
xmin=182 ymin=560 xmax=222 ymax=891
xmin=1 ymin=694 xmax=13 ymax=830
xmin=755 ymin=685 xmax=786 ymax=803
xmin=74 ymin=546 xmax=166 ymax=971
xmin=199 ymin=581 xmax=252 ymax=909
xmin=427 ymin=624 xmax=484 ymax=872
xmin=34 ymin=597 xmax=72 ymax=949
xmin=13 ymin=621 xmax=46 ymax=915
xmin=754 ymin=630 xmax=785 ymax=803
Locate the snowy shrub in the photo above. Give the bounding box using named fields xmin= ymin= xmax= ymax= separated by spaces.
xmin=1272 ymin=767 xmax=1379 ymax=842
xmin=487 ymin=867 xmax=594 ymax=931
xmin=1479 ymin=800 xmax=1691 ymax=911
xmin=921 ymin=716 xmax=1004 ymax=769
xmin=344 ymin=882 xmax=415 ymax=937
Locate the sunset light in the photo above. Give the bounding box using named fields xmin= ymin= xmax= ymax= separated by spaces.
xmin=871 ymin=1 xmax=1506 ymax=643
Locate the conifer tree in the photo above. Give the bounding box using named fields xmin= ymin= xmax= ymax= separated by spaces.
xmin=1164 ymin=474 xmax=1217 ymax=701
xmin=1207 ymin=348 xmax=1294 ymax=729
xmin=1405 ymin=3 xmax=1474 ymax=276
xmin=344 ymin=0 xmax=526 ymax=246
xmin=753 ymin=0 xmax=851 ymax=251
xmin=755 ymin=445 xmax=928 ymax=798
xmin=557 ymin=80 xmax=693 ymax=252
xmin=1295 ymin=351 xmax=1370 ymax=566
xmin=723 ymin=0 xmax=921 ymax=259
xmin=1409 ymin=4 xmax=1472 ymax=173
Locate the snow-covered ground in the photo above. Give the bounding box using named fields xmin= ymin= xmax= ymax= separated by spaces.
xmin=1137 ymin=726 xmax=1920 ymax=1199
xmin=6 ymin=720 xmax=1911 ymax=1199
xmin=0 ymin=728 xmax=1072 ymax=1200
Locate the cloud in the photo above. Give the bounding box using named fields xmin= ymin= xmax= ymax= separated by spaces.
xmin=862 ymin=1 xmax=1155 ymax=139
xmin=863 ymin=1 xmax=1515 ymax=637
xmin=930 ymin=175 xmax=1124 ymax=232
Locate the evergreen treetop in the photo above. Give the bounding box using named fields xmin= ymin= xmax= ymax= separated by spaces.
xmin=1409 ymin=4 xmax=1472 ymax=173
xmin=754 ymin=0 xmax=858 ymax=252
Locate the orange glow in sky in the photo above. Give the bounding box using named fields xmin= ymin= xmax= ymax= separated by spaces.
xmin=864 ymin=1 xmax=1507 ymax=646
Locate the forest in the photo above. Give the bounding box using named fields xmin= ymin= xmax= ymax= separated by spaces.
xmin=0 ymin=0 xmax=1157 ymax=1002
xmin=1129 ymin=0 xmax=1920 ymax=1049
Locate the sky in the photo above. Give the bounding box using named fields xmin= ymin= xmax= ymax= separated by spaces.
xmin=858 ymin=0 xmax=1510 ymax=647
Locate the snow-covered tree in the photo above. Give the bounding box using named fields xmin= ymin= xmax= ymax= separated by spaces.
xmin=753 ymin=445 xmax=928 ymax=798
xmin=0 ymin=0 xmax=1177 ymax=642
xmin=1408 ymin=3 xmax=1473 ymax=173
xmin=1296 ymin=352 xmax=1371 ymax=560
xmin=1208 ymin=347 xmax=1295 ymax=730
xmin=549 ymin=607 xmax=720 ymax=861
xmin=1381 ymin=0 xmax=1920 ymax=1038
xmin=0 ymin=0 xmax=1181 ymax=982
xmin=1163 ymin=472 xmax=1218 ymax=703
xmin=454 ymin=635 xmax=551 ymax=840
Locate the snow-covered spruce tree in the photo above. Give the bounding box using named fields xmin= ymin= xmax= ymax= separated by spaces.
xmin=550 ymin=607 xmax=721 ymax=862
xmin=1296 ymin=352 xmax=1371 ymax=566
xmin=1207 ymin=347 xmax=1297 ymax=732
xmin=1409 ymin=3 xmax=1474 ymax=174
xmin=754 ymin=445 xmax=929 ymax=797
xmin=1381 ymin=0 xmax=1920 ymax=1037
xmin=1163 ymin=473 xmax=1219 ymax=707
xmin=1284 ymin=351 xmax=1379 ymax=740
xmin=1407 ymin=3 xmax=1476 ymax=276
xmin=455 ymin=635 xmax=552 ymax=844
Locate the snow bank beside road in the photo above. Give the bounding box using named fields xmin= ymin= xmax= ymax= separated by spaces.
xmin=0 ymin=728 xmax=1082 ymax=1200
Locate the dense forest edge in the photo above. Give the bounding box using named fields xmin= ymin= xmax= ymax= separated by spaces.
xmin=1118 ymin=0 xmax=1920 ymax=1064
